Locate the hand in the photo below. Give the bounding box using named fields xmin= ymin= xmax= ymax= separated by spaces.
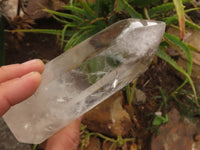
xmin=0 ymin=59 xmax=81 ymax=150
xmin=0 ymin=59 xmax=44 ymax=116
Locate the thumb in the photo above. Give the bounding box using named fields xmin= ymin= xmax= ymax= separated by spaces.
xmin=45 ymin=118 xmax=82 ymax=150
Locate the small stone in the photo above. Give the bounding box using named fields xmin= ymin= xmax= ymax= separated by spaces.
xmin=194 ymin=134 xmax=200 ymax=142
xmin=0 ymin=118 xmax=32 ymax=150
xmin=25 ymin=0 xmax=68 ymax=19
xmin=132 ymin=88 xmax=146 ymax=104
xmin=82 ymin=91 xmax=132 ymax=137
xmin=155 ymin=111 xmax=162 ymax=116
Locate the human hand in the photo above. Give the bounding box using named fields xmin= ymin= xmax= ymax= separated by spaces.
xmin=0 ymin=59 xmax=81 ymax=150
xmin=0 ymin=59 xmax=44 ymax=116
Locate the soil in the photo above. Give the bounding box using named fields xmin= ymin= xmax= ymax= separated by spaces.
xmin=1 ymin=18 xmax=187 ymax=150
xmin=5 ymin=18 xmax=63 ymax=64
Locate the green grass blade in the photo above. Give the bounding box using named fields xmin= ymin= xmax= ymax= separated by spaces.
xmin=115 ymin=0 xmax=125 ymax=12
xmin=95 ymin=0 xmax=101 ymax=17
xmin=44 ymin=9 xmax=83 ymax=22
xmin=32 ymin=144 xmax=38 ymax=150
xmin=122 ymin=0 xmax=142 ymax=18
xmin=62 ymin=5 xmax=86 ymax=16
xmin=79 ymin=0 xmax=96 ymax=19
xmin=71 ymin=30 xmax=88 ymax=46
xmin=173 ymin=0 xmax=185 ymax=39
xmin=79 ymin=25 xmax=96 ymax=30
xmin=51 ymin=15 xmax=71 ymax=24
xmin=186 ymin=43 xmax=200 ymax=53
xmin=185 ymin=20 xmax=200 ymax=31
xmin=163 ymin=7 xmax=200 ymax=25
xmin=148 ymin=2 xmax=174 ymax=18
xmin=6 ymin=29 xmax=61 ymax=35
xmin=126 ymin=84 xmax=131 ymax=103
xmin=64 ymin=30 xmax=82 ymax=50
xmin=61 ymin=24 xmax=70 ymax=48
xmin=164 ymin=33 xmax=192 ymax=75
xmin=163 ymin=14 xmax=178 ymax=25
xmin=156 ymin=47 xmax=198 ymax=105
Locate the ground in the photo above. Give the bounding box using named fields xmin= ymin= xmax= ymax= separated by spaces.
xmin=1 ymin=18 xmax=198 ymax=150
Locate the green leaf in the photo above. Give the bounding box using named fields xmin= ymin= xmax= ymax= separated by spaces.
xmin=152 ymin=114 xmax=168 ymax=126
xmin=156 ymin=47 xmax=197 ymax=105
xmin=163 ymin=15 xmax=178 ymax=25
xmin=117 ymin=0 xmax=142 ymax=18
xmin=164 ymin=33 xmax=192 ymax=75
xmin=148 ymin=2 xmax=174 ymax=18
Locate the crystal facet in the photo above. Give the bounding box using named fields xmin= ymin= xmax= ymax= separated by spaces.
xmin=3 ymin=18 xmax=166 ymax=144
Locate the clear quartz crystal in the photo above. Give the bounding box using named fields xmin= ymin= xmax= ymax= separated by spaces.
xmin=3 ymin=18 xmax=166 ymax=144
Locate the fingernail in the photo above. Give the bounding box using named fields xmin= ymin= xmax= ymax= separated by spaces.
xmin=22 ymin=59 xmax=37 ymax=65
xmin=21 ymin=71 xmax=38 ymax=79
xmin=22 ymin=59 xmax=43 ymax=66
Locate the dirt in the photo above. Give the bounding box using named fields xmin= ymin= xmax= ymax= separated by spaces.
xmin=1 ymin=18 xmax=188 ymax=150
xmin=5 ymin=18 xmax=63 ymax=64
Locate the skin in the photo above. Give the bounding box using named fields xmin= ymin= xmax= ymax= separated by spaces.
xmin=0 ymin=59 xmax=81 ymax=150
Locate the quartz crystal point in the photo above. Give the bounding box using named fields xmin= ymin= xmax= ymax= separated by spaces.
xmin=3 ymin=18 xmax=166 ymax=144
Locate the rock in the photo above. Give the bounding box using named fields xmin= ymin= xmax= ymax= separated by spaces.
xmin=167 ymin=27 xmax=200 ymax=50
xmin=1 ymin=0 xmax=24 ymax=19
xmin=82 ymin=91 xmax=133 ymax=137
xmin=0 ymin=118 xmax=32 ymax=150
xmin=24 ymin=0 xmax=68 ymax=19
xmin=151 ymin=108 xmax=200 ymax=150
xmin=132 ymin=88 xmax=146 ymax=105
xmin=0 ymin=0 xmax=68 ymax=20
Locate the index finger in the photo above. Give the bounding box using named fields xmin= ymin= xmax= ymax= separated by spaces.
xmin=0 ymin=72 xmax=42 ymax=116
xmin=0 ymin=59 xmax=44 ymax=83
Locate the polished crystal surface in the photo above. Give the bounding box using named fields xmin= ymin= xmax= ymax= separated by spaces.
xmin=3 ymin=18 xmax=166 ymax=144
